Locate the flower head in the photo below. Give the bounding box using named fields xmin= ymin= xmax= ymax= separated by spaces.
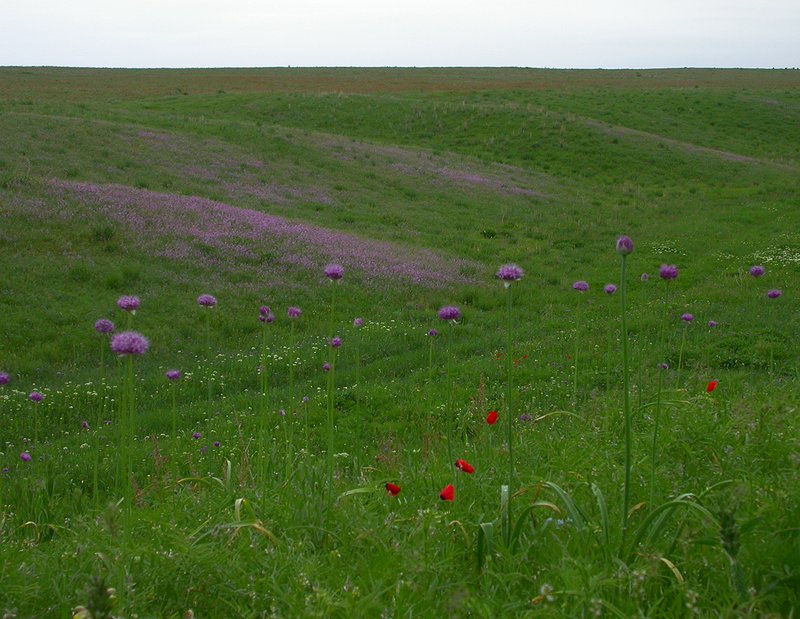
xmin=29 ymin=391 xmax=44 ymax=403
xmin=322 ymin=362 xmax=331 ymax=372
xmin=324 ymin=264 xmax=344 ymax=280
xmin=427 ymin=329 xmax=439 ymax=337
xmin=641 ymin=273 xmax=650 ymax=281
xmin=486 ymin=410 xmax=499 ymax=425
xmin=330 ymin=336 xmax=342 ymax=348
xmin=659 ymin=362 xmax=669 ymax=370
xmin=81 ymin=420 xmax=90 ymax=430
xmin=0 ymin=373 xmax=9 ymax=386
xmin=197 ymin=294 xmax=217 ymax=308
xmin=439 ymin=484 xmax=455 ymax=501
xmin=385 ymin=482 xmax=401 ymax=496
xmin=438 ymin=306 xmax=461 ymax=322
xmin=497 ymin=264 xmax=524 ymax=286
xmin=287 ymin=306 xmax=302 ymax=319
xmin=213 ymin=441 xmax=221 ymax=448
xmin=192 ymin=432 xmax=202 ymax=440
xmin=572 ymin=280 xmax=589 ymax=292
xmin=110 ymin=331 xmax=149 ymax=356
xmin=706 ymin=380 xmax=719 ymax=393
xmin=616 ymin=235 xmax=634 ymax=256
xmin=259 ymin=311 xmax=275 ymax=323
xmin=708 ymin=320 xmax=717 ymax=328
xmin=749 ymin=265 xmax=765 ymax=278
xmin=117 ymin=295 xmax=140 ymax=313
xmin=20 ymin=451 xmax=32 ymax=463
xmin=659 ymin=264 xmax=679 ymax=280
xmin=94 ymin=319 xmax=115 ymax=334
xmin=604 ymin=284 xmax=617 ymax=295
xmin=767 ymin=289 xmax=783 ymax=299
xmin=353 ymin=317 xmax=364 ymax=328
xmin=455 ymin=459 xmax=475 ymax=474
xmin=681 ymin=313 xmax=694 ymax=323
xmin=166 ymin=369 xmax=181 ymax=381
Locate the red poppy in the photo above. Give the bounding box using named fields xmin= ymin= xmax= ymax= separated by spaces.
xmin=486 ymin=411 xmax=499 ymax=425
xmin=706 ymin=380 xmax=719 ymax=393
xmin=522 ymin=355 xmax=528 ymax=360
xmin=455 ymin=459 xmax=475 ymax=474
xmin=385 ymin=482 xmax=401 ymax=496
xmin=439 ymin=484 xmax=454 ymax=501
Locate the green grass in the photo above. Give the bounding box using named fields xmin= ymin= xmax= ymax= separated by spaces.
xmin=0 ymin=67 xmax=799 ymax=617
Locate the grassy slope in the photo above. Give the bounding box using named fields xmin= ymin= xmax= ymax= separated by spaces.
xmin=0 ymin=68 xmax=799 ymax=617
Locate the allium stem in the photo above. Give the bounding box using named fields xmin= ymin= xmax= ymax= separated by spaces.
xmin=326 ymin=282 xmax=338 ymax=505
xmin=573 ymin=302 xmax=580 ymax=409
xmin=258 ymin=321 xmax=270 ymax=488
xmin=205 ymin=311 xmax=212 ymax=403
xmin=677 ymin=323 xmax=688 ymax=383
xmin=446 ymin=324 xmax=455 ymax=488
xmin=649 ymin=367 xmax=664 ymax=510
xmin=504 ymin=283 xmax=515 ymax=545
xmin=620 ymin=253 xmax=633 ymax=553
xmin=286 ymin=320 xmax=296 ymax=479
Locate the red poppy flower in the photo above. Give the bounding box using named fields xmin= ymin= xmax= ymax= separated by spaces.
xmin=455 ymin=459 xmax=475 ymax=474
xmin=439 ymin=484 xmax=454 ymax=501
xmin=706 ymin=380 xmax=718 ymax=393
xmin=385 ymin=482 xmax=401 ymax=496
xmin=486 ymin=411 xmax=499 ymax=425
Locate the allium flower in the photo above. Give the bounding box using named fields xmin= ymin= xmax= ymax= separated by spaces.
xmin=259 ymin=311 xmax=275 ymax=323
xmin=259 ymin=306 xmax=270 ymax=316
xmin=767 ymin=289 xmax=782 ymax=299
xmin=572 ymin=281 xmax=589 ymax=292
xmin=287 ymin=307 xmax=302 ymax=319
xmin=616 ymin=235 xmax=634 ymax=256
xmin=749 ymin=265 xmax=765 ymax=277
xmin=708 ymin=320 xmax=717 ymax=328
xmin=438 ymin=306 xmax=461 ymax=321
xmin=29 ymin=391 xmax=44 ymax=402
xmin=353 ymin=317 xmax=364 ymax=327
xmin=427 ymin=329 xmax=438 ymax=337
xmin=117 ymin=295 xmax=140 ymax=312
xmin=330 ymin=336 xmax=342 ymax=348
xmin=20 ymin=451 xmax=32 ymax=463
xmin=497 ymin=264 xmax=524 ymax=286
xmin=166 ymin=369 xmax=181 ymax=381
xmin=322 ymin=362 xmax=331 ymax=372
xmin=213 ymin=441 xmax=221 ymax=448
xmin=192 ymin=432 xmax=202 ymax=440
xmin=659 ymin=264 xmax=679 ymax=280
xmin=681 ymin=313 xmax=694 ymax=322
xmin=0 ymin=373 xmax=9 ymax=385
xmin=519 ymin=413 xmax=533 ymax=422
xmin=94 ymin=319 xmax=115 ymax=334
xmin=110 ymin=331 xmax=149 ymax=356
xmin=604 ymin=284 xmax=617 ymax=295
xmin=641 ymin=273 xmax=650 ymax=281
xmin=439 ymin=484 xmax=455 ymax=501
xmin=81 ymin=420 xmax=90 ymax=430
xmin=324 ymin=264 xmax=344 ymax=280
xmin=302 ymin=396 xmax=310 ymax=403
xmin=385 ymin=482 xmax=401 ymax=496
xmin=455 ymin=459 xmax=475 ymax=474
xmin=197 ymin=294 xmax=217 ymax=307
xmin=658 ymin=362 xmax=669 ymax=370
xmin=486 ymin=410 xmax=499 ymax=425
xmin=706 ymin=380 xmax=719 ymax=393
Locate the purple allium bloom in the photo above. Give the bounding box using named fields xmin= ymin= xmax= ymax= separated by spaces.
xmin=81 ymin=420 xmax=90 ymax=430
xmin=616 ymin=235 xmax=634 ymax=256
xmin=94 ymin=319 xmax=115 ymax=334
xmin=20 ymin=451 xmax=32 ymax=463
xmin=322 ymin=362 xmax=331 ymax=372
xmin=658 ymin=362 xmax=669 ymax=370
xmin=0 ymin=372 xmax=9 ymax=385
xmin=708 ymin=320 xmax=717 ymax=328
xmin=427 ymin=329 xmax=439 ymax=337
xmin=213 ymin=441 xmax=221 ymax=448
xmin=199 ymin=445 xmax=208 ymax=455
xmin=1 ymin=467 xmax=8 ymax=474
xmin=302 ymin=396 xmax=310 ymax=403
xmin=767 ymin=289 xmax=783 ymax=299
xmin=259 ymin=305 xmax=270 ymax=316
xmin=572 ymin=280 xmax=589 ymax=292
xmin=353 ymin=317 xmax=364 ymax=328
xmin=604 ymin=284 xmax=617 ymax=295
xmin=258 ymin=311 xmax=275 ymax=323
xmin=496 ymin=264 xmax=524 ymax=285
xmin=749 ymin=265 xmax=765 ymax=278
xmin=330 ymin=336 xmax=342 ymax=348
xmin=519 ymin=413 xmax=532 ymax=422
xmin=192 ymin=432 xmax=202 ymax=440
xmin=29 ymin=391 xmax=44 ymax=403
xmin=324 ymin=264 xmax=344 ymax=280
xmin=659 ymin=264 xmax=679 ymax=280
xmin=197 ymin=294 xmax=217 ymax=307
xmin=110 ymin=331 xmax=149 ymax=356
xmin=288 ymin=306 xmax=302 ymax=319
xmin=166 ymin=369 xmax=181 ymax=381
xmin=438 ymin=306 xmax=461 ymax=321
xmin=641 ymin=273 xmax=650 ymax=281
xmin=117 ymin=295 xmax=140 ymax=312
xmin=681 ymin=313 xmax=694 ymax=323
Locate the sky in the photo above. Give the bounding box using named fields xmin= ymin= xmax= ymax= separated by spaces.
xmin=2 ymin=0 xmax=799 ymax=69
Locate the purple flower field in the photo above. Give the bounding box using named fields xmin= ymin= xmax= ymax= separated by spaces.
xmin=49 ymin=179 xmax=481 ymax=288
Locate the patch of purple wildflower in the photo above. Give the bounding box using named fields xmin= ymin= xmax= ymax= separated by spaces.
xmin=659 ymin=264 xmax=678 ymax=280
xmin=197 ymin=294 xmax=217 ymax=307
xmin=438 ymin=306 xmax=461 ymax=321
xmin=572 ymin=281 xmax=589 ymax=292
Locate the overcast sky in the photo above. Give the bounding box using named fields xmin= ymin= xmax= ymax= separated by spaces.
xmin=2 ymin=0 xmax=798 ymax=69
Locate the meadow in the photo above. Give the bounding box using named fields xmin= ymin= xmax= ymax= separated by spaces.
xmin=0 ymin=67 xmax=799 ymax=617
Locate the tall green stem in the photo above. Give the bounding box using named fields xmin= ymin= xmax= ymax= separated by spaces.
xmin=649 ymin=367 xmax=664 ymax=510
xmin=205 ymin=311 xmax=212 ymax=403
xmin=446 ymin=324 xmax=454 ymax=487
xmin=620 ymin=254 xmax=632 ymax=552
xmin=505 ymin=284 xmax=514 ymax=494
xmin=325 ymin=283 xmax=338 ymax=505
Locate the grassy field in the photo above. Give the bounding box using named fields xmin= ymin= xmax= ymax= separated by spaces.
xmin=1 ymin=67 xmax=799 ymax=617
